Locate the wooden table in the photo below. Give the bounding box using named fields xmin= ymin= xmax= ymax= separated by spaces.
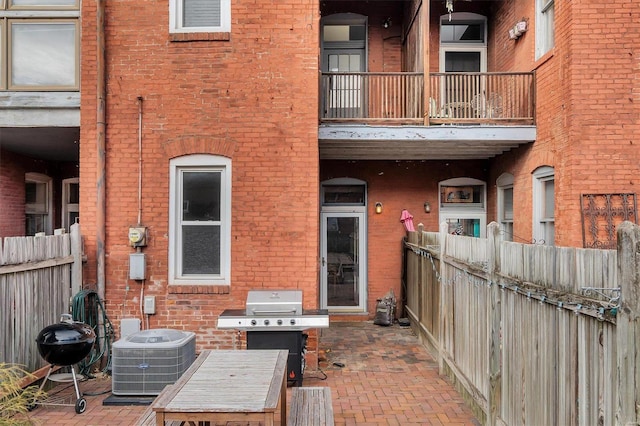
xmin=151 ymin=349 xmax=288 ymax=426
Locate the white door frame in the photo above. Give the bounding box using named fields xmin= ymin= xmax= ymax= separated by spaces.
xmin=439 ymin=12 xmax=488 ymax=73
xmin=320 ymin=208 xmax=367 ymax=313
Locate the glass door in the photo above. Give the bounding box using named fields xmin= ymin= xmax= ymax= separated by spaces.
xmin=320 ymin=211 xmax=366 ymax=312
xmin=321 ymin=14 xmax=367 ymax=119
xmin=324 ymin=51 xmax=365 ymax=118
xmin=439 ymin=13 xmax=487 ymax=118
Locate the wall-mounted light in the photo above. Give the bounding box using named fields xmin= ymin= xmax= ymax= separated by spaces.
xmin=424 ymin=202 xmax=431 ymax=213
xmin=509 ymin=18 xmax=528 ymax=40
xmin=446 ymin=0 xmax=454 ymax=20
xmin=383 ymin=17 xmax=392 ymax=29
xmin=375 ymin=202 xmax=383 ymax=214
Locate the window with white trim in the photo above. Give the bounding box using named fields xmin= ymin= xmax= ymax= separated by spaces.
xmin=0 ymin=1 xmax=79 ymax=90
xmin=25 ymin=172 xmax=52 ymax=235
xmin=535 ymin=0 xmax=554 ymax=59
xmin=439 ymin=177 xmax=487 ymax=238
xmin=169 ymin=155 xmax=231 ymax=285
xmin=62 ymin=177 xmax=79 ymax=231
xmin=169 ymin=0 xmax=231 ymax=33
xmin=533 ymin=166 xmax=554 ymax=245
xmin=496 ymin=173 xmax=514 ymax=242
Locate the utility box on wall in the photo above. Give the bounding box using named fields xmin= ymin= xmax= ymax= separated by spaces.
xmin=129 ymin=253 xmax=146 ymax=280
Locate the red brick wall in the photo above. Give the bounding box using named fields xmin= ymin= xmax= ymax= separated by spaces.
xmin=80 ymin=0 xmax=322 ymax=364
xmin=0 ymin=150 xmax=26 ymax=237
xmin=488 ymin=0 xmax=640 ymax=247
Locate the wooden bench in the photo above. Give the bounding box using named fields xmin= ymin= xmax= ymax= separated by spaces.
xmin=135 ymin=404 xmax=156 ymax=426
xmin=288 ymin=386 xmax=334 ymax=426
xmin=135 ymin=403 xmax=184 ymax=426
xmin=135 ymin=385 xmax=181 ymax=426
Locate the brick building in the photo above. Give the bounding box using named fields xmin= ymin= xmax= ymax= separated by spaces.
xmin=2 ymin=0 xmax=638 ymax=369
xmin=0 ymin=1 xmax=80 ymax=238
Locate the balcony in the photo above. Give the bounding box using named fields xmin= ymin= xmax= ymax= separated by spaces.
xmin=318 ymin=72 xmax=536 ymax=160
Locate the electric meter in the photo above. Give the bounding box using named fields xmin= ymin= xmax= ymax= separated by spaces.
xmin=128 ymin=227 xmax=147 ymax=247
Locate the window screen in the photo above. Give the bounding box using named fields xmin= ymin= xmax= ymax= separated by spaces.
xmin=183 ymin=0 xmax=220 ymax=27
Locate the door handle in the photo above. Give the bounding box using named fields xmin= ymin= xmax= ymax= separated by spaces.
xmin=321 ymin=257 xmax=326 ymax=266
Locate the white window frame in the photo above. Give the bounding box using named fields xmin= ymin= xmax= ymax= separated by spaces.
xmin=496 ymin=173 xmax=514 ymax=242
xmin=7 ymin=19 xmax=79 ymax=90
xmin=439 ymin=13 xmax=487 ymax=73
xmin=25 ymin=172 xmax=52 ymax=235
xmin=535 ymin=0 xmax=554 ymax=59
xmin=8 ymin=0 xmax=79 ymax=10
xmin=169 ymin=155 xmax=232 ymax=285
xmin=61 ymin=177 xmax=78 ymax=231
xmin=439 ymin=177 xmax=487 ymax=238
xmin=0 ymin=3 xmax=79 ymax=91
xmin=532 ymin=166 xmax=554 ymax=245
xmin=169 ymin=0 xmax=231 ymax=34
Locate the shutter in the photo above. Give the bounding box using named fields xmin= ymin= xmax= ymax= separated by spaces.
xmin=183 ymin=0 xmax=221 ymax=27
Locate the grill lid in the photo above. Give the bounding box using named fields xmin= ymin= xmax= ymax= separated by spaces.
xmin=246 ymin=290 xmax=302 ymax=316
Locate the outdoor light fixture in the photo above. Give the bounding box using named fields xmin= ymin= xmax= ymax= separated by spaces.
xmin=446 ymin=0 xmax=454 ymax=18
xmin=509 ymin=19 xmax=528 ymax=40
xmin=375 ymin=202 xmax=383 ymax=214
xmin=424 ymin=202 xmax=431 ymax=213
xmin=383 ymin=17 xmax=392 ymax=29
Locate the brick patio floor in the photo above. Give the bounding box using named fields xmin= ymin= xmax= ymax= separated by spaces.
xmin=26 ymin=321 xmax=479 ymax=425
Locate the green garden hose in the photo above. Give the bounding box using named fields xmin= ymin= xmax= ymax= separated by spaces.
xmin=71 ymin=289 xmax=115 ymax=378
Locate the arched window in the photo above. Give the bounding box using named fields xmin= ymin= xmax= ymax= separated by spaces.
xmin=439 ymin=12 xmax=487 ymax=73
xmin=532 ymin=166 xmax=554 ymax=245
xmin=496 ymin=173 xmax=514 ymax=241
xmin=439 ymin=177 xmax=486 ymax=237
xmin=25 ymin=172 xmax=52 ymax=235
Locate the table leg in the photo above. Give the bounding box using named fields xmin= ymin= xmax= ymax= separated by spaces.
xmin=281 ymin=369 xmax=287 ymax=425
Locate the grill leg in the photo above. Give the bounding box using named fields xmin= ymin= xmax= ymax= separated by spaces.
xmin=38 ymin=365 xmax=55 ymax=392
xmin=70 ymin=366 xmax=82 ymax=400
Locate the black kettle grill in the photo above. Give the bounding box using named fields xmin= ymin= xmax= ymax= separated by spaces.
xmin=34 ymin=314 xmax=96 ymax=414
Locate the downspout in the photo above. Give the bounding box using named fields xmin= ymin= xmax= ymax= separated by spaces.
xmin=96 ymin=0 xmax=106 ymax=300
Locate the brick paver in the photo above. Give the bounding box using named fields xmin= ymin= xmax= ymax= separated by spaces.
xmin=26 ymin=321 xmax=479 ymax=425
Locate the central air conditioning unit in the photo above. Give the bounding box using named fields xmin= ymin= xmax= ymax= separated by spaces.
xmin=111 ymin=328 xmax=196 ymax=396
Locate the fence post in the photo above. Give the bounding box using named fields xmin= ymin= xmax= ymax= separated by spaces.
xmin=70 ymin=223 xmax=82 ymax=296
xmin=417 ymin=223 xmax=425 ymax=339
xmin=616 ymin=221 xmax=640 ymax=425
xmin=438 ymin=221 xmax=449 ymax=374
xmin=487 ymin=222 xmax=502 ymax=426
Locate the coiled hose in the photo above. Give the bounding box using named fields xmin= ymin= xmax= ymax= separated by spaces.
xmin=71 ymin=289 xmax=115 ymax=378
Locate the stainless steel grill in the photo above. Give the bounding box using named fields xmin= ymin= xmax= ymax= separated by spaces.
xmin=217 ymin=290 xmax=329 ymax=386
xmin=217 ymin=290 xmax=329 ymax=331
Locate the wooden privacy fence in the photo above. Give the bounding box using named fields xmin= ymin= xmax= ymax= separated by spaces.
xmin=403 ymin=221 xmax=639 ymax=425
xmin=0 ymin=224 xmax=82 ymax=372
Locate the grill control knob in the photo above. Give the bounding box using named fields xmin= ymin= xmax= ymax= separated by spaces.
xmin=290 ymin=319 xmax=296 ymax=325
xmin=251 ymin=319 xmax=257 ymax=326
xmin=264 ymin=319 xmax=270 ymax=326
xmin=277 ymin=319 xmax=283 ymax=325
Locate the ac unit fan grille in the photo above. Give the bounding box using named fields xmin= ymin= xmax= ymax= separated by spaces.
xmin=112 ymin=335 xmax=196 ymax=396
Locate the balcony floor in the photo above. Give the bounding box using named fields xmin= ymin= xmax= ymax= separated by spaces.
xmin=319 ymin=124 xmax=536 ymax=160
